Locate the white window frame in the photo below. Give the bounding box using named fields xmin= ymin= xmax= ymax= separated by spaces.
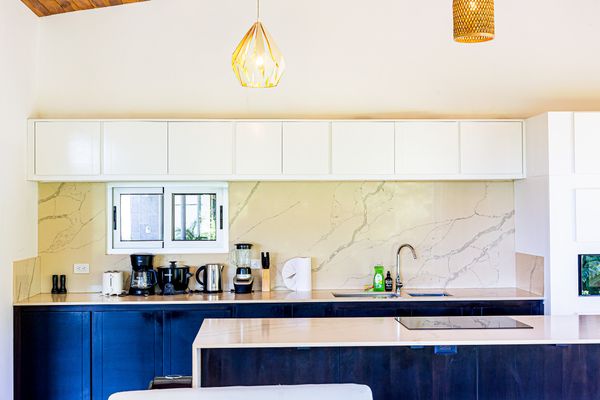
xmin=107 ymin=182 xmax=229 ymax=254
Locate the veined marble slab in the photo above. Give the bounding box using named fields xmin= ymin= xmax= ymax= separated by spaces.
xmin=14 ymin=287 xmax=542 ymax=306
xmin=36 ymin=181 xmax=517 ymax=293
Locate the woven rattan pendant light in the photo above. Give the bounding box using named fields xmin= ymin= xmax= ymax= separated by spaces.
xmin=232 ymin=0 xmax=285 ymax=88
xmin=453 ymin=0 xmax=495 ymax=43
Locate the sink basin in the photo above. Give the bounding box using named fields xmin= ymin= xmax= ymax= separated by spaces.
xmin=407 ymin=292 xmax=451 ymax=297
xmin=332 ymin=292 xmax=400 ymax=298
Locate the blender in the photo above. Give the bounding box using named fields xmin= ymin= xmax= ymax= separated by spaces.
xmin=233 ymin=243 xmax=254 ymax=294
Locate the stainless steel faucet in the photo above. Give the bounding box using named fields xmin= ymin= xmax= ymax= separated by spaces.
xmin=395 ymin=244 xmax=417 ymax=294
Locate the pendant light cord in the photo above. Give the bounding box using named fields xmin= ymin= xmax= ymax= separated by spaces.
xmin=257 ymin=0 xmax=260 ymax=21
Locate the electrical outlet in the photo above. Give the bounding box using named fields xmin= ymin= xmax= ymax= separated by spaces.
xmin=250 ymin=259 xmax=261 ymax=269
xmin=73 ymin=263 xmax=90 ymax=274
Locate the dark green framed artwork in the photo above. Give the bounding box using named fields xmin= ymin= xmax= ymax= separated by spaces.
xmin=579 ymin=254 xmax=600 ymax=296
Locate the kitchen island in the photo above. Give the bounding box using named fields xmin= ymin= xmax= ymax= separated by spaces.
xmin=193 ymin=315 xmax=600 ymax=400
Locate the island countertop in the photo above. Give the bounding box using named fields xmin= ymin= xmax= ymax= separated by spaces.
xmin=192 ymin=315 xmax=600 ymax=349
xmin=14 ymin=287 xmax=542 ymax=306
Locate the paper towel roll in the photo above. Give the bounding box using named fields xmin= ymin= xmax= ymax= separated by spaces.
xmin=282 ymin=257 xmax=312 ymax=291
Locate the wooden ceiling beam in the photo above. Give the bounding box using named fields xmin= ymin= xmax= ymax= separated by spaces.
xmin=21 ymin=0 xmax=147 ymax=17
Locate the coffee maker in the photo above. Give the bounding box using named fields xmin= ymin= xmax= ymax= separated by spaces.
xmin=233 ymin=243 xmax=254 ymax=294
xmin=129 ymin=254 xmax=157 ymax=296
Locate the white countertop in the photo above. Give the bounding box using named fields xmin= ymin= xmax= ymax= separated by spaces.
xmin=13 ymin=287 xmax=543 ymax=306
xmin=192 ymin=315 xmax=600 ymax=349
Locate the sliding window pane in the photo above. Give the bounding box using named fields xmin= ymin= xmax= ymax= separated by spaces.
xmin=120 ymin=194 xmax=163 ymax=241
xmin=172 ymin=193 xmax=217 ymax=241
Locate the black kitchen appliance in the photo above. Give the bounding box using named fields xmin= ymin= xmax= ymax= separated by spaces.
xmin=233 ymin=243 xmax=254 ymax=294
xmin=129 ymin=254 xmax=157 ymax=296
xmin=157 ymin=261 xmax=193 ymax=295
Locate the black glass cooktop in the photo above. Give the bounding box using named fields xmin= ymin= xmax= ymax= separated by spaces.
xmin=396 ymin=316 xmax=533 ymax=330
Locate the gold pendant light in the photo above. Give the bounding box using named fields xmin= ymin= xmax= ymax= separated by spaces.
xmin=232 ymin=0 xmax=285 ymax=88
xmin=453 ymin=0 xmax=495 ymax=43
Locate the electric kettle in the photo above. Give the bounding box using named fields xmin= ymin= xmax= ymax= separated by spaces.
xmin=195 ymin=264 xmax=224 ymax=293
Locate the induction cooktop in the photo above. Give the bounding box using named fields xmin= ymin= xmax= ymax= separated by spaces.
xmin=396 ymin=316 xmax=533 ymax=330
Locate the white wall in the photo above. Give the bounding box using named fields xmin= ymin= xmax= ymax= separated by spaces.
xmin=0 ymin=0 xmax=38 ymax=397
xmin=32 ymin=0 xmax=600 ymax=119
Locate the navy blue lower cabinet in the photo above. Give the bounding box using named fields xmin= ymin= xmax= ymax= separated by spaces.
xmin=201 ymin=347 xmax=340 ymax=387
xmin=163 ymin=306 xmax=233 ymax=376
xmin=14 ymin=310 xmax=91 ymax=400
xmin=92 ymin=311 xmax=163 ymax=400
xmin=292 ymin=302 xmax=335 ymax=317
xmin=339 ymin=346 xmax=477 ymax=400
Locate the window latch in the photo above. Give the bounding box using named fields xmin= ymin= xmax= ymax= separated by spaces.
xmin=112 ymin=206 xmax=117 ymax=230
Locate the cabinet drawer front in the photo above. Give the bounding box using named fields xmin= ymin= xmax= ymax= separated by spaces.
xmin=168 ymin=122 xmax=233 ymax=175
xmin=103 ymin=122 xmax=168 ymax=175
xmin=332 ymin=122 xmax=395 ymax=175
xmin=395 ymin=121 xmax=460 ymax=174
xmin=460 ymin=121 xmax=523 ymax=175
xmin=235 ymin=122 xmax=282 ymax=175
xmin=35 ymin=121 xmax=101 ymax=176
xmin=283 ymin=122 xmax=330 ymax=175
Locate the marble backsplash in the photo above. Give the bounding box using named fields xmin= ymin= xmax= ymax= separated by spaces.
xmin=28 ymin=181 xmax=516 ymax=293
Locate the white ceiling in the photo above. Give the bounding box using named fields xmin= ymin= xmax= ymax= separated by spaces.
xmin=33 ymin=0 xmax=600 ymax=118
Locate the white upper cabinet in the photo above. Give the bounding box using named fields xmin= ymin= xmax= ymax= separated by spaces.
xmin=331 ymin=122 xmax=395 ymax=175
xmin=34 ymin=121 xmax=101 ymax=176
xmin=574 ymin=113 xmax=600 ymax=174
xmin=168 ymin=122 xmax=233 ymax=175
xmin=235 ymin=122 xmax=282 ymax=175
xmin=103 ymin=122 xmax=168 ymax=175
xmin=283 ymin=122 xmax=330 ymax=175
xmin=395 ymin=122 xmax=460 ymax=175
xmin=460 ymin=121 xmax=523 ymax=175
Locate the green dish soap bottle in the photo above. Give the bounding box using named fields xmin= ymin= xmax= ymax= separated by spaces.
xmin=373 ymin=265 xmax=385 ymax=292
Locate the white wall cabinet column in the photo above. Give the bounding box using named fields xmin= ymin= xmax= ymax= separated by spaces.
xmin=103 ymin=122 xmax=168 ymax=175
xmin=395 ymin=122 xmax=460 ymax=175
xmin=234 ymin=122 xmax=282 ymax=175
xmin=460 ymin=121 xmax=523 ymax=176
xmin=283 ymin=122 xmax=330 ymax=175
xmin=168 ymin=122 xmax=233 ymax=175
xmin=331 ymin=122 xmax=395 ymax=175
xmin=33 ymin=121 xmax=101 ymax=177
xmin=573 ymin=112 xmax=600 ymax=174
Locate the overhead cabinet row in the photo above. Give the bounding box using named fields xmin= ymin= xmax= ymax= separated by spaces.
xmin=30 ymin=120 xmax=524 ymax=180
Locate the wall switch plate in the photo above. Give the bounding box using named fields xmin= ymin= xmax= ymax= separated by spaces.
xmin=73 ymin=263 xmax=90 ymax=274
xmin=250 ymin=259 xmax=261 ymax=269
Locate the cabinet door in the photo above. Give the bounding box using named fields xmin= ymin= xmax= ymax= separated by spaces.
xmin=35 ymin=121 xmax=101 ymax=176
xmin=332 ymin=302 xmax=411 ymax=317
xmin=15 ymin=311 xmax=91 ymax=400
xmin=460 ymin=122 xmax=523 ymax=175
xmin=164 ymin=307 xmax=233 ymax=376
xmin=168 ymin=122 xmax=233 ymax=175
xmin=235 ymin=303 xmax=293 ymax=318
xmin=283 ymin=122 xmax=330 ymax=175
xmin=331 ymin=122 xmax=394 ymax=175
xmin=235 ymin=122 xmax=282 ymax=175
xmin=93 ymin=311 xmax=162 ymax=400
xmin=574 ymin=113 xmax=600 ymax=174
xmin=340 ymin=346 xmax=477 ymax=400
xmin=103 ymin=122 xmax=168 ymax=175
xmin=395 ymin=122 xmax=460 ymax=175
